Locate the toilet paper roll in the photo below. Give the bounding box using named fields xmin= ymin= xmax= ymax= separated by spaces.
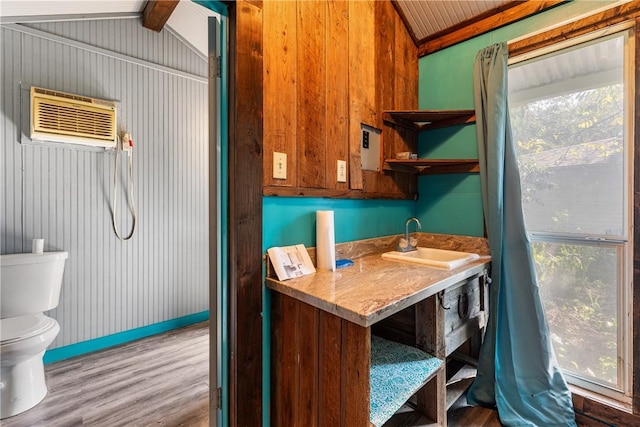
xmin=316 ymin=210 xmax=336 ymax=272
xmin=32 ymin=238 xmax=44 ymax=254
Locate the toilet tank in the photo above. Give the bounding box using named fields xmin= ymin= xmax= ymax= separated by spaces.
xmin=0 ymin=252 xmax=68 ymax=318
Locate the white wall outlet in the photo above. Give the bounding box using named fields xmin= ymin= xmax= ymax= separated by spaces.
xmin=337 ymin=160 xmax=347 ymax=183
xmin=273 ymin=152 xmax=287 ymax=180
xmin=122 ymin=132 xmax=132 ymax=152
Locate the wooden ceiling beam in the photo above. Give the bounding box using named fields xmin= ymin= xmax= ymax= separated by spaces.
xmin=417 ymin=0 xmax=567 ymax=57
xmin=142 ymin=0 xmax=179 ymax=32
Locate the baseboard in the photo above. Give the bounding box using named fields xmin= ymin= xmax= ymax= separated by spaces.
xmin=573 ymin=393 xmax=640 ymax=426
xmin=43 ymin=311 xmax=210 ymax=364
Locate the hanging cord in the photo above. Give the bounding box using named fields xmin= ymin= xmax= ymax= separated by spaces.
xmin=112 ymin=134 xmax=137 ymax=240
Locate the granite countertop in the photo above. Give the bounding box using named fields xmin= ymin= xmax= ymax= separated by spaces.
xmin=266 ymin=233 xmax=491 ymax=327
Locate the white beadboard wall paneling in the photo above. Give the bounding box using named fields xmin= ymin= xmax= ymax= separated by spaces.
xmin=1 ymin=28 xmax=22 ymax=254
xmin=4 ymin=23 xmax=207 ymax=84
xmin=1 ymin=18 xmax=209 ymax=350
xmin=165 ymin=0 xmax=220 ymax=58
xmin=0 ymin=0 xmax=219 ymax=59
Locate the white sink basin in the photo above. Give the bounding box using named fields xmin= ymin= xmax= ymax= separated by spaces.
xmin=382 ymin=247 xmax=480 ymax=269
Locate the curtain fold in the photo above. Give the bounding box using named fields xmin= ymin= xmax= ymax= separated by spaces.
xmin=467 ymin=42 xmax=577 ymax=427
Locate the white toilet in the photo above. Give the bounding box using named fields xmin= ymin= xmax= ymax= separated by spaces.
xmin=0 ymin=251 xmax=67 ymax=419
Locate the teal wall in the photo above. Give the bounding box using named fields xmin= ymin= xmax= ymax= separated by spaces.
xmin=415 ymin=0 xmax=618 ymax=237
xmin=263 ymin=197 xmax=415 ymax=249
xmin=417 ymin=124 xmax=482 ymax=236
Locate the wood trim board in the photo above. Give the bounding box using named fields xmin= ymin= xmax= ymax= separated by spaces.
xmin=508 ymin=2 xmax=640 ymax=58
xmin=633 ymin=16 xmax=640 ymax=418
xmin=227 ymin=2 xmax=263 ymax=426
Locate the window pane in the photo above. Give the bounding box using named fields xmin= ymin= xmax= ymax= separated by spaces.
xmin=532 ymin=241 xmax=619 ymax=387
xmin=509 ymin=30 xmax=631 ymax=395
xmin=509 ymin=35 xmax=625 ymax=237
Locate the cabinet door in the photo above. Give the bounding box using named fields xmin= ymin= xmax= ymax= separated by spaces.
xmin=441 ymin=273 xmax=487 ymax=356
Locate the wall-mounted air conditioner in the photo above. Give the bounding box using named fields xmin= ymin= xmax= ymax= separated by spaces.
xmin=30 ymin=87 xmax=117 ymax=148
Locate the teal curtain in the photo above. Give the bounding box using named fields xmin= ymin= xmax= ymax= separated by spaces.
xmin=467 ymin=42 xmax=577 ymax=426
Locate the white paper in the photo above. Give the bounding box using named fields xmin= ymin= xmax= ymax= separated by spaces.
xmin=316 ymin=210 xmax=336 ymax=271
xmin=267 ymin=244 xmax=316 ymax=281
xmin=32 ymin=238 xmax=44 ymax=254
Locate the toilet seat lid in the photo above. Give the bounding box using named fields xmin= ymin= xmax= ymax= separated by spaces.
xmin=1 ymin=313 xmax=56 ymax=343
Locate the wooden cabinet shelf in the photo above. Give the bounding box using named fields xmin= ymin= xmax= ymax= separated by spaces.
xmin=382 ymin=109 xmax=478 ymax=176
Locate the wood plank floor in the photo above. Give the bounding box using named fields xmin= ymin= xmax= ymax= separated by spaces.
xmin=2 ymin=321 xmax=504 ymax=427
xmin=2 ymin=322 xmax=210 ymax=427
xmin=446 ymin=398 xmax=502 ymax=427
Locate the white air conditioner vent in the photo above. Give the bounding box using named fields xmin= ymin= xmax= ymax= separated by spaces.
xmin=30 ymin=87 xmax=117 ymax=148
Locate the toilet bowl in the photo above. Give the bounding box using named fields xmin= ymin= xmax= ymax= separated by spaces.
xmin=0 ymin=251 xmax=67 ymax=419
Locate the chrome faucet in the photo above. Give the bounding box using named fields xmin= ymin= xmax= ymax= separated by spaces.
xmin=397 ymin=217 xmax=421 ymax=252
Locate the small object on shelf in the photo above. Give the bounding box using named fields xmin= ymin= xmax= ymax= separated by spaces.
xmin=395 ymin=152 xmax=418 ymax=160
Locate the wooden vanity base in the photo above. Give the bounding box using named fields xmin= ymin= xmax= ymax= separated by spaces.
xmin=271 ymin=292 xmax=371 ymax=426
xmin=267 ymin=247 xmax=490 ymax=427
xmin=271 ymin=292 xmax=447 ymax=426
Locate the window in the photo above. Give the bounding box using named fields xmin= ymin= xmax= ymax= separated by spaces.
xmin=508 ymin=26 xmax=634 ymax=402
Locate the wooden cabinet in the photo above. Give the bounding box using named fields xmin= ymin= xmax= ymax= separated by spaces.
xmin=271 ymin=268 xmax=489 ymax=426
xmin=262 ymin=1 xmax=419 ymax=199
xmin=271 ymin=293 xmax=372 ymax=426
xmin=382 ymin=110 xmax=479 ymax=175
xmin=271 ymin=292 xmax=446 ymax=427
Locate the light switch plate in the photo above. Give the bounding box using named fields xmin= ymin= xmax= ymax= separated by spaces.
xmin=337 ymin=160 xmax=347 ymax=183
xmin=273 ymin=152 xmax=287 ymax=179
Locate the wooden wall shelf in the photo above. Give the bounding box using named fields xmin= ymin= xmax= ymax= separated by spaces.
xmin=384 ymin=159 xmax=479 ymax=175
xmin=382 ymin=109 xmax=476 ymax=131
xmin=382 ymin=109 xmax=478 ymax=176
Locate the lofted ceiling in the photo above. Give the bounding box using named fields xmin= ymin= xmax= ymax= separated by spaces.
xmin=396 ymin=0 xmax=568 ymax=56
xmin=0 ymin=0 xmax=565 ymax=57
xmin=0 ymin=0 xmax=218 ymax=57
xmin=0 ymin=1 xmax=146 ymax=17
xmin=395 ymin=0 xmax=512 ymax=42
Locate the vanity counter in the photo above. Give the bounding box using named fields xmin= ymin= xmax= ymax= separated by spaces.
xmin=266 ymin=253 xmax=491 ymax=327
